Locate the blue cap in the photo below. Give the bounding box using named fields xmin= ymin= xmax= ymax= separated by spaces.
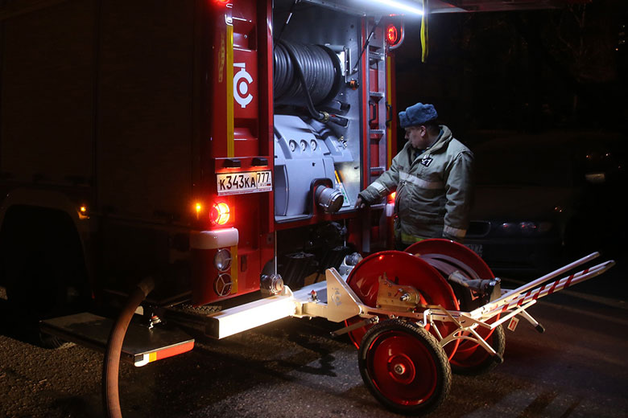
xmin=399 ymin=102 xmax=438 ymax=128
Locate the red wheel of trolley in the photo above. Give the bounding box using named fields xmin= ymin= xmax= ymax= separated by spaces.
xmin=345 ymin=250 xmax=460 ymax=359
xmin=450 ymin=323 xmax=505 ymax=375
xmin=358 ymin=319 xmax=452 ymax=415
xmin=406 ymin=239 xmax=503 ymax=374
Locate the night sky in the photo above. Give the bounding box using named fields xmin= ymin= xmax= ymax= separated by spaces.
xmin=394 ymin=0 xmax=627 ymax=146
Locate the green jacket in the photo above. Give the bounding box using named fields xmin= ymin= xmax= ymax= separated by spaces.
xmin=359 ymin=125 xmax=473 ymax=244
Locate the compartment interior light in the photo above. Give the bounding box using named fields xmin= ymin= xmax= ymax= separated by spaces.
xmin=361 ymin=0 xmax=424 ymax=16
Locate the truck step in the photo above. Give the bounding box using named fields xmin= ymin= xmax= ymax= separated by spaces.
xmin=40 ymin=312 xmax=194 ymax=367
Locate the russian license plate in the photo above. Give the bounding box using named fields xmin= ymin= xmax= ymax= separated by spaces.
xmin=465 ymin=243 xmax=483 ymax=257
xmin=217 ymin=171 xmax=272 ymax=196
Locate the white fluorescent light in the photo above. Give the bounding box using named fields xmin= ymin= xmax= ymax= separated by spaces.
xmin=363 ymin=0 xmax=424 ymax=15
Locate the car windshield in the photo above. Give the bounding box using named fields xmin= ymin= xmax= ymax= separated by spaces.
xmin=474 ymin=145 xmax=575 ymax=187
xmin=472 ymin=133 xmax=593 ymax=188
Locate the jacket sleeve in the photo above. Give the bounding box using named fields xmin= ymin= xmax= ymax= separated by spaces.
xmin=443 ymin=150 xmax=474 ymax=241
xmin=358 ymin=156 xmax=401 ymax=204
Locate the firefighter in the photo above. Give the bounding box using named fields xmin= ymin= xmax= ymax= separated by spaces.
xmin=355 ymin=102 xmax=474 ymax=249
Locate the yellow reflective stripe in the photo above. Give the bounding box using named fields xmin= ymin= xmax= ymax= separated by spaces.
xmin=226 ymin=23 xmax=234 ymax=158
xmin=230 ymin=244 xmax=238 ymax=294
xmin=400 ymin=232 xmax=428 ymax=244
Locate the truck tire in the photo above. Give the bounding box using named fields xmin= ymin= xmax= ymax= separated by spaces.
xmin=0 ymin=206 xmax=89 ymax=348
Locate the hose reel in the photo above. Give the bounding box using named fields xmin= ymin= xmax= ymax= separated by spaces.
xmin=274 ymin=39 xmax=346 ymax=125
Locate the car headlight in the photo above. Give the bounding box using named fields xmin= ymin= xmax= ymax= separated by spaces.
xmin=497 ymin=221 xmax=553 ymax=236
xmin=499 ymin=222 xmax=516 ymax=235
xmin=519 ymin=222 xmax=538 ymax=236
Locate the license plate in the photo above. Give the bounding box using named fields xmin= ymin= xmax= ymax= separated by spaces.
xmin=217 ymin=170 xmax=272 ymax=196
xmin=465 ymin=243 xmax=483 ymax=257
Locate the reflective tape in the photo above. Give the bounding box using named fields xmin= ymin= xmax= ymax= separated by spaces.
xmin=371 ymin=181 xmax=387 ymax=194
xmin=444 ymin=225 xmax=467 ymax=238
xmin=190 ymin=228 xmax=239 ymax=249
xmin=400 ymin=172 xmax=444 ymax=190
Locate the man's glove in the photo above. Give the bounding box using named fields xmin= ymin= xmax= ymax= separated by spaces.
xmin=354 ymin=195 xmax=368 ymax=209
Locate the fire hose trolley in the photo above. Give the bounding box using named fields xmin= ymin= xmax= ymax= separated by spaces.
xmin=316 ymin=239 xmax=617 ymax=415
xmin=116 ymin=239 xmax=615 ymax=416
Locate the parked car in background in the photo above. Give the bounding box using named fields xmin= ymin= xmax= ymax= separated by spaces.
xmin=464 ymin=130 xmax=626 ymax=276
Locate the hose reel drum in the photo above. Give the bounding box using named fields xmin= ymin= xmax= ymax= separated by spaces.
xmin=273 ymin=39 xmax=344 ymax=108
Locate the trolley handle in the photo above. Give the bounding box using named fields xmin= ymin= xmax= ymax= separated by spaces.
xmin=484 ymin=252 xmax=599 ymax=308
xmin=472 ymin=259 xmax=615 ymax=319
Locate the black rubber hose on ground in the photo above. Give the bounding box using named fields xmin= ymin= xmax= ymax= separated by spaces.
xmin=102 ymin=277 xmax=155 ymax=418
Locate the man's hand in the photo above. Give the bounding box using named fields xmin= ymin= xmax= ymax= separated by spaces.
xmin=354 ymin=196 xmax=367 ymax=209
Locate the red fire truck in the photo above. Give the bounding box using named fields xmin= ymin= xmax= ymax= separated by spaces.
xmin=0 ymin=0 xmax=408 ymax=410
xmin=0 ymin=0 xmax=402 ymax=331
xmin=0 ymin=0 xmax=615 ymax=416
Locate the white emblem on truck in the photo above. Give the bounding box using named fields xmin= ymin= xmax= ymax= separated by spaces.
xmin=233 ymin=62 xmax=253 ymax=108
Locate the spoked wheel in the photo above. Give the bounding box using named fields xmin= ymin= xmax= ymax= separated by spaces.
xmin=450 ymin=324 xmax=506 ymax=375
xmin=359 ymin=319 xmax=452 ymax=415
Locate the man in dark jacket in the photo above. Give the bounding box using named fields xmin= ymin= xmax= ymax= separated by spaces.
xmin=356 ymin=102 xmax=474 ymax=249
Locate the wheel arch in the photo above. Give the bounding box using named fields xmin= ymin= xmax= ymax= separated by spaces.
xmin=0 ymin=188 xmax=94 ymax=288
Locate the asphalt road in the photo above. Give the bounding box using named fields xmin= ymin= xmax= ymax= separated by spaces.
xmin=1 ymin=260 xmax=627 ymax=418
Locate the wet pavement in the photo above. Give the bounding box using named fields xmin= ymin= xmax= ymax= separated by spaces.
xmin=1 ymin=255 xmax=627 ymax=418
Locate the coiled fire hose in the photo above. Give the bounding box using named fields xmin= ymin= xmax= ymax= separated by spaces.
xmin=103 ymin=277 xmax=155 ymax=418
xmin=273 ymin=39 xmax=347 ymax=127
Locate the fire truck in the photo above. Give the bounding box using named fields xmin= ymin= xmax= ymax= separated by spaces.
xmin=0 ymin=0 xmax=403 ymax=334
xmin=0 ymin=0 xmax=615 ymax=416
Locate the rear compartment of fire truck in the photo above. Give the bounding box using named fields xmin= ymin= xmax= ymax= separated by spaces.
xmin=271 ymin=0 xmax=392 ymax=291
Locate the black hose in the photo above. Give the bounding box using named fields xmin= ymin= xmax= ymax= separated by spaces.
xmin=102 ymin=277 xmax=155 ymax=418
xmin=274 ymin=40 xmax=343 ymax=111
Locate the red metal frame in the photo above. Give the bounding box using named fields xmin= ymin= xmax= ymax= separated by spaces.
xmin=193 ymin=0 xmax=275 ymax=305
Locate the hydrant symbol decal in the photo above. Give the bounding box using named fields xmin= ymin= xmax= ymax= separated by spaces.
xmin=234 ymin=62 xmax=253 ymax=108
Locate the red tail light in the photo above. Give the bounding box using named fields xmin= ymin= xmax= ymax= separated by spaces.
xmin=210 ymin=202 xmax=231 ymax=225
xmin=385 ymin=21 xmax=404 ymax=49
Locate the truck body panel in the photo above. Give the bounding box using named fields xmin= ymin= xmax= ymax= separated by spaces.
xmin=0 ymin=0 xmax=398 ymax=311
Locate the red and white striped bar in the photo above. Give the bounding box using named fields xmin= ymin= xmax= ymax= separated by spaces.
xmin=474 ymin=259 xmax=615 ymax=322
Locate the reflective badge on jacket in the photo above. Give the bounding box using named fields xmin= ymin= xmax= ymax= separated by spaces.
xmin=421 ymin=157 xmax=433 ymax=167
